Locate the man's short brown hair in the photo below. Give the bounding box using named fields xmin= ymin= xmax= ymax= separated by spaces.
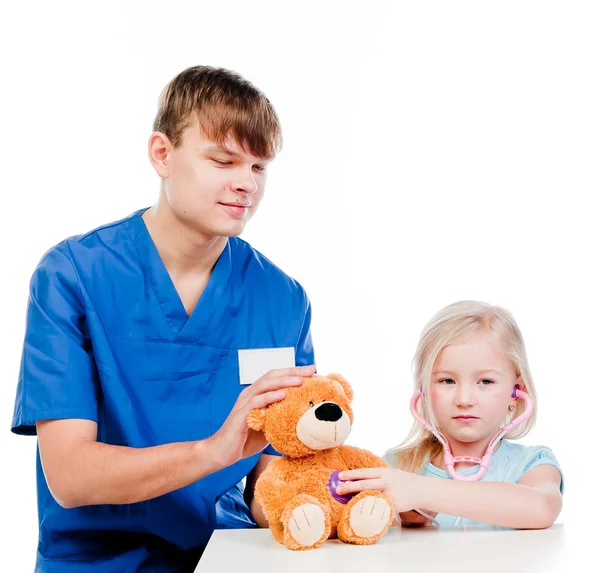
xmin=153 ymin=65 xmax=282 ymax=158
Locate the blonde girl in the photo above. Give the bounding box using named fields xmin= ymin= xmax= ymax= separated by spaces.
xmin=337 ymin=301 xmax=563 ymax=529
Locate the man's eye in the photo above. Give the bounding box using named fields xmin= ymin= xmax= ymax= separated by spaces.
xmin=211 ymin=159 xmax=232 ymax=166
xmin=253 ymin=165 xmax=265 ymax=172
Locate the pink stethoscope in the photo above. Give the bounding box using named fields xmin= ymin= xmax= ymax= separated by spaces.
xmin=410 ymin=384 xmax=534 ymax=481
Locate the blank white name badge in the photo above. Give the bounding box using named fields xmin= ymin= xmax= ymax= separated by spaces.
xmin=238 ymin=347 xmax=296 ymax=385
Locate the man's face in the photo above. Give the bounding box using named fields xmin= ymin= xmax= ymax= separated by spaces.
xmin=162 ymin=117 xmax=272 ymax=239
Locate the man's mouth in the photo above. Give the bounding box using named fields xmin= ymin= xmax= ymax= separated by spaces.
xmin=219 ymin=202 xmax=251 ymax=208
xmin=219 ymin=202 xmax=251 ymax=218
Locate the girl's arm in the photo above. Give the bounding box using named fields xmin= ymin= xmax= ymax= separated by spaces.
xmin=337 ymin=465 xmax=562 ymax=529
xmin=414 ymin=465 xmax=562 ymax=529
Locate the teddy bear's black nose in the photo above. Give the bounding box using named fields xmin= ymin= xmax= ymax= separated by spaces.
xmin=315 ymin=402 xmax=343 ymax=422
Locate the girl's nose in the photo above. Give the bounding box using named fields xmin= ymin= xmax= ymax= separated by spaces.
xmin=454 ymin=384 xmax=476 ymax=407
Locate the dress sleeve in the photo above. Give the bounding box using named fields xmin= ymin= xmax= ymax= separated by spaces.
xmin=518 ymin=445 xmax=564 ymax=494
xmin=11 ymin=247 xmax=99 ymax=435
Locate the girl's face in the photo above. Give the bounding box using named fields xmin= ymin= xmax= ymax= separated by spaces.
xmin=430 ymin=329 xmax=521 ymax=447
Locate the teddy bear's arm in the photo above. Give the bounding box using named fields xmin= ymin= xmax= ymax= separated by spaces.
xmin=337 ymin=445 xmax=389 ymax=470
xmin=254 ymin=458 xmax=299 ymax=519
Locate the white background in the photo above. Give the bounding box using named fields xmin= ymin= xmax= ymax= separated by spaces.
xmin=1 ymin=1 xmax=598 ymax=570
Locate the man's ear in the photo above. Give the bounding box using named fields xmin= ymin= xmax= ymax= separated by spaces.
xmin=148 ymin=132 xmax=172 ymax=179
xmin=247 ymin=408 xmax=267 ymax=431
xmin=326 ymin=373 xmax=354 ymax=402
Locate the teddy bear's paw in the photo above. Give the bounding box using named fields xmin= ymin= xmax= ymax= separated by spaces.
xmin=287 ymin=503 xmax=328 ymax=548
xmin=348 ymin=495 xmax=392 ymax=538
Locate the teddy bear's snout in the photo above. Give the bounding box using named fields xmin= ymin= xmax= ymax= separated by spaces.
xmin=296 ymin=396 xmax=352 ymax=450
xmin=315 ymin=402 xmax=343 ymax=422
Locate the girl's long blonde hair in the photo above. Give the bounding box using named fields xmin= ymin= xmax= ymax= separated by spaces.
xmin=385 ymin=300 xmax=538 ymax=473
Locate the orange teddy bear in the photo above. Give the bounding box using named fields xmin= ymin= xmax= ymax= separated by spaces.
xmin=247 ymin=373 xmax=395 ymax=550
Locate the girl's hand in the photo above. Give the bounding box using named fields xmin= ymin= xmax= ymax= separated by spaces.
xmin=336 ymin=467 xmax=422 ymax=513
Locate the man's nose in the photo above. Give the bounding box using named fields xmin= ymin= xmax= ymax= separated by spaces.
xmin=233 ymin=167 xmax=258 ymax=195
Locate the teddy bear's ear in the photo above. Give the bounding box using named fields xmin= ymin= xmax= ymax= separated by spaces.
xmin=326 ymin=373 xmax=354 ymax=402
xmin=247 ymin=407 xmax=267 ymax=431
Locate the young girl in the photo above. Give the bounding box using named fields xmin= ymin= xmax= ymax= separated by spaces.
xmin=337 ymin=300 xmax=563 ymax=529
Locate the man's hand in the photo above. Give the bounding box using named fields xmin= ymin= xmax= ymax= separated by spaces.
xmin=207 ymin=365 xmax=316 ymax=468
xmin=398 ymin=509 xmax=439 ymax=527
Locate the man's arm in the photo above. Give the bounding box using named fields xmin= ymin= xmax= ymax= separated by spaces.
xmin=244 ymin=453 xmax=277 ymax=528
xmin=37 ymin=418 xmax=221 ymax=508
xmin=37 ymin=366 xmax=314 ymax=509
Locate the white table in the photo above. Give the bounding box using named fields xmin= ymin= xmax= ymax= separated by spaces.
xmin=198 ymin=523 xmax=571 ymax=572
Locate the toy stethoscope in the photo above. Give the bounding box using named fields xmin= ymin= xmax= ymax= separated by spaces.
xmin=410 ymin=384 xmax=534 ymax=482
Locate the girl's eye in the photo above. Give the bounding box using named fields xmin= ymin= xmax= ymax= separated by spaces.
xmin=480 ymin=379 xmax=495 ymax=385
xmin=440 ymin=379 xmax=455 ymax=385
xmin=309 ymin=401 xmax=314 ymax=407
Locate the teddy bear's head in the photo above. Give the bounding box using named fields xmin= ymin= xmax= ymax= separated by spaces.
xmin=247 ymin=373 xmax=354 ymax=458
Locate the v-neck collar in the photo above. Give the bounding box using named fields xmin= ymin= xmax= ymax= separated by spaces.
xmin=128 ymin=208 xmax=236 ymax=343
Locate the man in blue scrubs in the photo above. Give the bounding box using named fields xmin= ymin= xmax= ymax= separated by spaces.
xmin=11 ymin=65 xmax=316 ymax=572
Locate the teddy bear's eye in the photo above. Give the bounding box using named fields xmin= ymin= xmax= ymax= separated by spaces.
xmin=309 ymin=401 xmax=314 ymax=408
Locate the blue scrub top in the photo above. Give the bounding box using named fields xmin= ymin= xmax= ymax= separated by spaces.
xmin=11 ymin=209 xmax=315 ymax=572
